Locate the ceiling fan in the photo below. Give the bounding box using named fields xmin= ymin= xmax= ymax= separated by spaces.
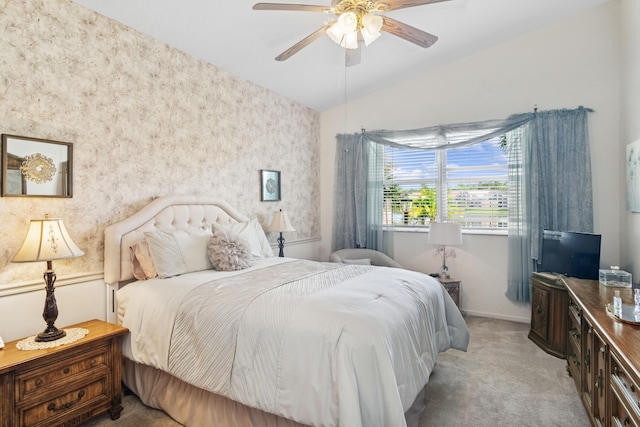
xmin=253 ymin=0 xmax=450 ymax=63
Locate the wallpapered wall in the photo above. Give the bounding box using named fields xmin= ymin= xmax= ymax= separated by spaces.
xmin=0 ymin=0 xmax=320 ymax=284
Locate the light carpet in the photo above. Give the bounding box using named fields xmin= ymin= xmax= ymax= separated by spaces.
xmin=82 ymin=316 xmax=590 ymax=426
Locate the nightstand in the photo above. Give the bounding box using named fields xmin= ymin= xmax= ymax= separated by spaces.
xmin=0 ymin=319 xmax=128 ymax=427
xmin=438 ymin=277 xmax=461 ymax=310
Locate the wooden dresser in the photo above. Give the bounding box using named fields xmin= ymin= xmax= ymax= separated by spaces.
xmin=529 ymin=272 xmax=568 ymax=358
xmin=0 ymin=319 xmax=128 ymax=427
xmin=563 ymin=277 xmax=640 ymax=426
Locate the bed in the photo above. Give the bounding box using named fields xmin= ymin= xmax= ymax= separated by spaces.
xmin=104 ymin=195 xmax=469 ymax=427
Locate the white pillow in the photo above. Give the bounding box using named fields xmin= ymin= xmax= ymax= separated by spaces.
xmin=212 ymin=218 xmax=273 ymax=260
xmin=144 ymin=228 xmax=213 ymax=278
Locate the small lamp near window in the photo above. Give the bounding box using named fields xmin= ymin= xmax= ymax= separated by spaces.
xmin=428 ymin=222 xmax=462 ymax=279
xmin=13 ymin=215 xmax=84 ymax=342
xmin=267 ymin=209 xmax=295 ymax=257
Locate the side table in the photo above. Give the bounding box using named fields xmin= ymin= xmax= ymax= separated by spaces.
xmin=0 ymin=319 xmax=128 ymax=427
xmin=438 ymin=277 xmax=462 ymax=311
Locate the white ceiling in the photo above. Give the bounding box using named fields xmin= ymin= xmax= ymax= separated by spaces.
xmin=72 ymin=0 xmax=610 ymax=112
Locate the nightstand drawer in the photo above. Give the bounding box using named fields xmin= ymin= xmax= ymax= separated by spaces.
xmin=16 ymin=345 xmax=110 ymax=404
xmin=19 ymin=376 xmax=110 ymax=427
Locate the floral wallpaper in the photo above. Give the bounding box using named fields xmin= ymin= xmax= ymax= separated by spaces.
xmin=0 ymin=0 xmax=320 ymax=284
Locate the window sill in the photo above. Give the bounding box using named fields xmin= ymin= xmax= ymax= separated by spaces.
xmin=386 ymin=226 xmax=508 ymax=237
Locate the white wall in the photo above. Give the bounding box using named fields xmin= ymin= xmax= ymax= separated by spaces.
xmin=621 ymin=0 xmax=640 ymax=275
xmin=0 ymin=278 xmax=105 ymax=342
xmin=320 ymin=2 xmax=622 ymax=322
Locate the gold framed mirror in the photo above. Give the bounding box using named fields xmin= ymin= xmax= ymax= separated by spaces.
xmin=1 ymin=134 xmax=73 ymax=197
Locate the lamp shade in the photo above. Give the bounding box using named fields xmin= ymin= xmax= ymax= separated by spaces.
xmin=427 ymin=222 xmax=462 ymax=246
xmin=13 ymin=217 xmax=84 ymax=263
xmin=267 ymin=210 xmax=295 ymax=233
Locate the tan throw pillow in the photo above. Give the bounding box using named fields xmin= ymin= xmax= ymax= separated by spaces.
xmin=130 ymin=240 xmax=158 ymax=280
xmin=208 ymin=229 xmax=252 ymax=271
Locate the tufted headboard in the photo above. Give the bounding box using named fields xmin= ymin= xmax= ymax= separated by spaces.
xmin=103 ymin=195 xmax=250 ymax=286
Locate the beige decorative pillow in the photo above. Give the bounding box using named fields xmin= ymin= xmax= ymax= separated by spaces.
xmin=130 ymin=240 xmax=158 ymax=280
xmin=212 ymin=218 xmax=273 ymax=260
xmin=208 ymin=229 xmax=252 ymax=271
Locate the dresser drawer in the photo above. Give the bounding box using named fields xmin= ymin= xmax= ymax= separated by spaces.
xmin=567 ymin=333 xmax=582 ymax=389
xmin=18 ymin=375 xmax=110 ymax=427
xmin=15 ymin=345 xmax=110 ymax=404
xmin=611 ymin=353 xmax=640 ymax=422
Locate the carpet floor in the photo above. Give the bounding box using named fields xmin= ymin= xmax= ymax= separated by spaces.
xmin=82 ymin=316 xmax=590 ymax=426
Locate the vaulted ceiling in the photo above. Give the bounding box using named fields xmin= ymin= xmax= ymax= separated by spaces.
xmin=72 ymin=0 xmax=611 ymax=112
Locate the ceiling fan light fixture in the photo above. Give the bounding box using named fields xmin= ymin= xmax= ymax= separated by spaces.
xmin=326 ymin=11 xmax=360 ymax=49
xmin=360 ymin=13 xmax=382 ymax=46
xmin=326 ymin=23 xmax=345 ymax=45
xmin=337 ymin=11 xmax=358 ymax=32
xmin=342 ymin=29 xmax=359 ymax=49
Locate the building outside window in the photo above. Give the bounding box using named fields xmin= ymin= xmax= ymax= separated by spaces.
xmin=383 ymin=137 xmax=508 ymax=230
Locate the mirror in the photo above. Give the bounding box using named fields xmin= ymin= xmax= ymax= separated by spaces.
xmin=1 ymin=134 xmax=73 ymax=197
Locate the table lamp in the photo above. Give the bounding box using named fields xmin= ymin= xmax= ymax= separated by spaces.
xmin=267 ymin=209 xmax=295 ymax=257
xmin=13 ymin=215 xmax=84 ymax=342
xmin=428 ymin=222 xmax=462 ymax=279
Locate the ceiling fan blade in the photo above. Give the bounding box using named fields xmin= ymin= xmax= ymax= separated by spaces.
xmin=253 ymin=3 xmax=330 ymax=12
xmin=275 ymin=24 xmax=332 ymax=61
xmin=376 ymin=0 xmax=451 ymax=12
xmin=346 ymin=46 xmax=361 ymax=67
xmin=381 ymin=16 xmax=438 ymax=48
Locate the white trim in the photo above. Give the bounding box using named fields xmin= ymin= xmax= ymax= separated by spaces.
xmin=0 ymin=271 xmax=104 ymax=297
xmin=270 ymin=236 xmax=321 ymax=248
xmin=464 ymin=309 xmax=530 ymax=324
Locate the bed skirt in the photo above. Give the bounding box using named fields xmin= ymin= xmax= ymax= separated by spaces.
xmin=122 ymin=358 xmax=426 ymax=427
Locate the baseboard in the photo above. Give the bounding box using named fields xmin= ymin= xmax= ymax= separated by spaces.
xmin=464 ymin=309 xmax=530 ymax=324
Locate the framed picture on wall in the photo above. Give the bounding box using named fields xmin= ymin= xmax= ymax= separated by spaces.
xmin=627 ymin=139 xmax=640 ymax=212
xmin=261 ymin=169 xmax=281 ymax=202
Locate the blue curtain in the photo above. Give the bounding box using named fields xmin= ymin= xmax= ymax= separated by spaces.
xmin=332 ymin=133 xmax=393 ymax=255
xmin=506 ymin=107 xmax=594 ymax=302
xmin=333 ymin=107 xmax=593 ymax=300
xmin=332 ymin=133 xmax=367 ymax=250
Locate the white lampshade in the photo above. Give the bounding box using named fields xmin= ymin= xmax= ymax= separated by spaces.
xmin=267 ymin=210 xmax=295 ymax=233
xmin=428 ymin=222 xmax=463 ymax=246
xmin=13 ymin=217 xmax=84 ymax=263
xmin=361 ymin=13 xmax=382 ymax=46
xmin=337 ymin=11 xmax=358 ymax=32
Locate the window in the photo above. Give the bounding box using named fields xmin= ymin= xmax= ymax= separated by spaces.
xmin=383 ymin=137 xmax=508 ymax=230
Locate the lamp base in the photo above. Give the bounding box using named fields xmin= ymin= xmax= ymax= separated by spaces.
xmin=36 ymin=265 xmax=65 ymax=342
xmin=35 ymin=327 xmax=66 ymax=342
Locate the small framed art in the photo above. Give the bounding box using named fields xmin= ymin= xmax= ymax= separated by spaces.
xmin=261 ymin=169 xmax=281 ymax=202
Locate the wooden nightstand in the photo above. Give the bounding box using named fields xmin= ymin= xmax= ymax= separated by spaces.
xmin=0 ymin=319 xmax=128 ymax=427
xmin=438 ymin=277 xmax=461 ymax=310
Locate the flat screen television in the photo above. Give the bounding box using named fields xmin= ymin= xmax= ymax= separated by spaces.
xmin=537 ymin=230 xmax=601 ymax=280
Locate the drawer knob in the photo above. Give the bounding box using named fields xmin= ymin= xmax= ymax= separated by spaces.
xmin=47 ymin=390 xmax=85 ymax=412
xmin=35 ymin=379 xmax=43 ymax=387
xmin=63 ymin=367 xmax=70 ymax=374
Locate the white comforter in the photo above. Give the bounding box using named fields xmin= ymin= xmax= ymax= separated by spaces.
xmin=118 ymin=258 xmax=469 ymax=427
